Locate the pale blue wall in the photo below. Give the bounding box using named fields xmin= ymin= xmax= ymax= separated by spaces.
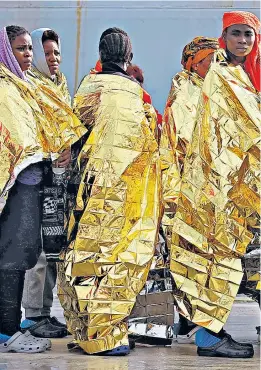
xmin=0 ymin=1 xmax=259 ymax=112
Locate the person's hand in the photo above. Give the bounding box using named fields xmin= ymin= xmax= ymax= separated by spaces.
xmin=56 ymin=148 xmax=71 ymax=167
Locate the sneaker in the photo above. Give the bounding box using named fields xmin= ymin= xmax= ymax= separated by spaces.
xmin=0 ymin=331 xmax=47 ymax=353
xmin=197 ymin=335 xmax=254 ymax=358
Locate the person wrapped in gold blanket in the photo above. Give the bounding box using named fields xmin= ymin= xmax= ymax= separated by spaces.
xmin=0 ymin=25 xmax=85 ymax=354
xmin=19 ymin=27 xmax=86 ymax=340
xmin=58 ymin=27 xmax=161 ymax=355
xmin=136 ymin=37 xmax=219 ymax=345
xmin=161 ymin=36 xmax=219 ymax=286
xmin=166 ymin=11 xmax=260 ymax=358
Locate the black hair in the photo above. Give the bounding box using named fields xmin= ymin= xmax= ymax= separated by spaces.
xmin=99 ymin=27 xmax=132 ymax=64
xmin=6 ymin=25 xmax=29 ymax=43
xmin=99 ymin=27 xmax=128 ymax=43
xmin=42 ymin=29 xmax=59 ymax=45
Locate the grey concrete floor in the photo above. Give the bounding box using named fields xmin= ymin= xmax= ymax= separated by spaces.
xmin=0 ymin=298 xmax=260 ymax=370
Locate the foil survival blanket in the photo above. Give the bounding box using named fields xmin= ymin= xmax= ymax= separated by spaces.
xmin=0 ymin=63 xmax=86 ymax=213
xmin=128 ymin=70 xmax=204 ymax=340
xmin=161 ymin=70 xmax=203 ymax=257
xmin=57 ymin=74 xmax=162 ymax=354
xmin=169 ymin=51 xmax=261 ymax=333
xmin=28 ymin=67 xmax=72 ymax=106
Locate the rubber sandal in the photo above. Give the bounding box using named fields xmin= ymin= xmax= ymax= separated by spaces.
xmin=0 ymin=331 xmax=46 ymax=353
xmin=23 ymin=330 xmax=52 ymax=350
xmin=67 ymin=342 xmax=130 ymax=356
xmin=176 ymin=326 xmax=200 ymax=344
xmin=197 ymin=336 xmax=254 ymax=358
xmin=222 ymin=331 xmax=253 ymax=348
xmin=49 ymin=316 xmax=67 ymax=329
xmin=97 ymin=345 xmax=130 ymax=356
xmin=21 ymin=318 xmax=67 ymax=338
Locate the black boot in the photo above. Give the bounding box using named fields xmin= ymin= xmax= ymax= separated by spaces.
xmin=0 ymin=269 xmax=25 ymax=336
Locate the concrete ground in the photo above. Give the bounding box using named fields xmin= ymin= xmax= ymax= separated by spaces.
xmin=0 ymin=297 xmax=260 ymax=370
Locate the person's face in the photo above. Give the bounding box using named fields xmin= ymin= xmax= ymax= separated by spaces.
xmin=43 ymin=39 xmax=61 ymax=75
xmin=223 ymin=24 xmax=255 ymax=57
xmin=192 ymin=52 xmax=214 ymax=79
xmin=11 ymin=33 xmax=33 ymax=72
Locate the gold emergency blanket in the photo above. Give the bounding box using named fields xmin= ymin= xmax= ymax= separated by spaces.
xmin=0 ymin=63 xmax=86 ymax=212
xmin=28 ymin=67 xmax=71 ymax=106
xmin=161 ymin=70 xmax=203 ymax=253
xmin=164 ymin=70 xmax=203 ymax=171
xmin=169 ymin=51 xmax=261 ymax=333
xmin=128 ymin=71 xmax=204 ymax=339
xmin=58 ymin=74 xmax=161 ymax=354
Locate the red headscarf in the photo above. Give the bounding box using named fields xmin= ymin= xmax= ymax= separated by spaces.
xmin=219 ymin=11 xmax=261 ymax=91
xmin=90 ymin=60 xmax=102 ymax=74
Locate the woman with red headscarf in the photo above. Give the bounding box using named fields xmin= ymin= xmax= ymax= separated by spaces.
xmin=219 ymin=9 xmax=261 ymax=343
xmin=219 ymin=11 xmax=260 ymax=91
xmin=166 ymin=11 xmax=260 ymax=358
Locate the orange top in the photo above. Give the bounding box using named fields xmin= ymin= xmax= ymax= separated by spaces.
xmin=219 ymin=11 xmax=261 ymax=91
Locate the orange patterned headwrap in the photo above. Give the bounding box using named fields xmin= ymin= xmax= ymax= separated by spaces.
xmin=181 ymin=36 xmax=219 ymax=72
xmin=219 ymin=11 xmax=261 ymax=91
